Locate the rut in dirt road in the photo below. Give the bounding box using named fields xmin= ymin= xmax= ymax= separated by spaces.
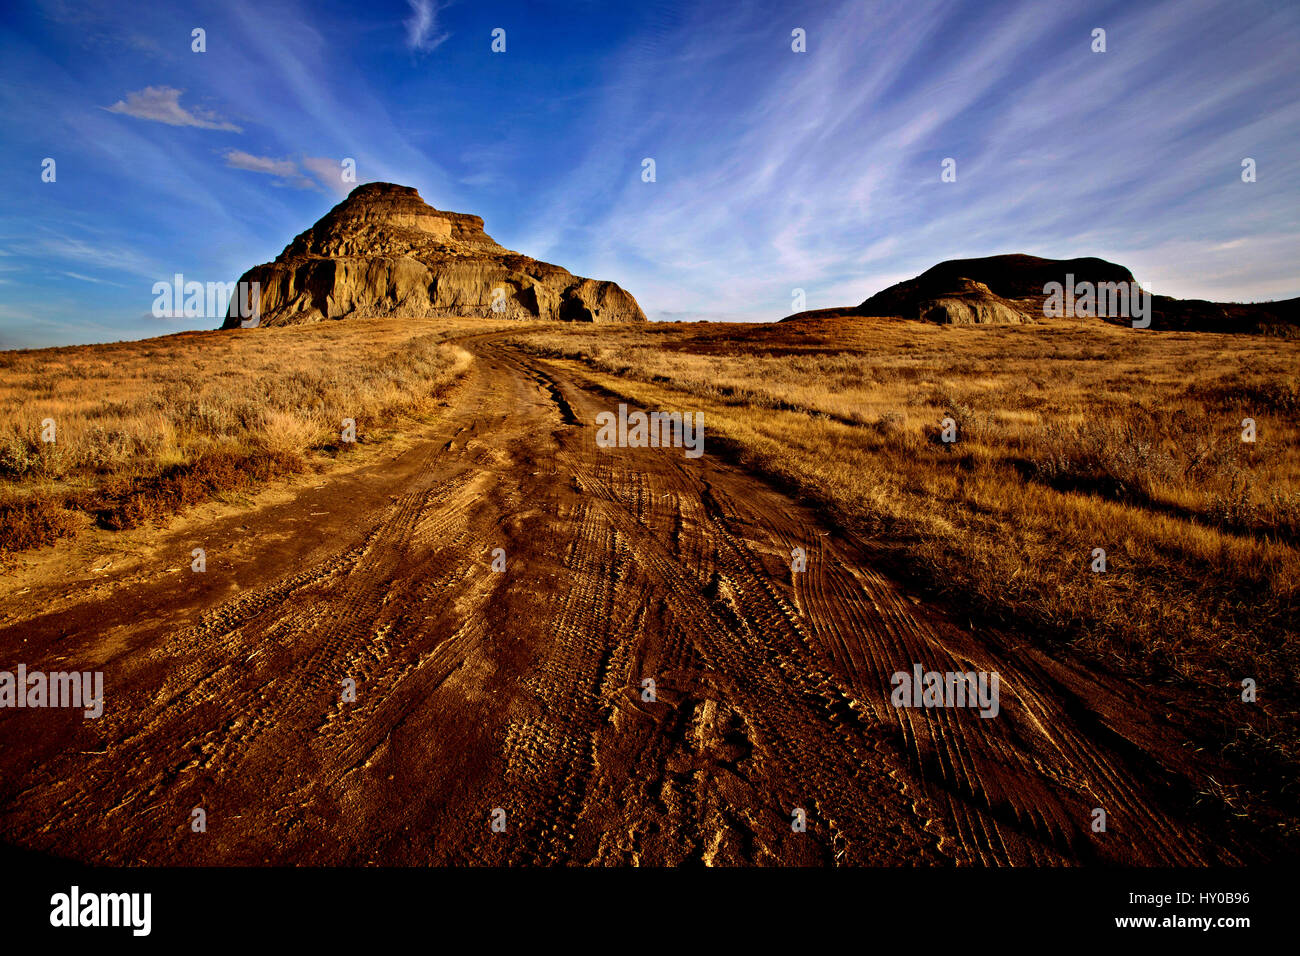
xmin=0 ymin=337 xmax=1246 ymax=865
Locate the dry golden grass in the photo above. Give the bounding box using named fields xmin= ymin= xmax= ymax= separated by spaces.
xmin=4 ymin=311 xmax=1296 ymax=834
xmin=0 ymin=317 xmax=503 ymax=553
xmin=509 ymin=315 xmax=1300 ymax=831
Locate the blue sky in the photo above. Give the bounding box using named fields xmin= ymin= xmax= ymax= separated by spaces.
xmin=0 ymin=0 xmax=1297 ymax=348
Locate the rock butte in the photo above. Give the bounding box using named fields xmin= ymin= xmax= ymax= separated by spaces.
xmin=223 ymin=182 xmax=646 ymax=328
xmin=781 ymin=252 xmax=1299 ymax=333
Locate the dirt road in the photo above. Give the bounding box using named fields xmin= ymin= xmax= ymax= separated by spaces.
xmin=0 ymin=334 xmax=1252 ymax=864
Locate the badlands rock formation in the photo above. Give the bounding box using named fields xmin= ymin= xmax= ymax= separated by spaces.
xmin=858 ymin=254 xmax=1132 ymax=322
xmin=868 ymin=275 xmax=1030 ymax=325
xmin=222 ymin=182 xmax=646 ymax=328
xmin=783 ymin=252 xmax=1299 ymax=333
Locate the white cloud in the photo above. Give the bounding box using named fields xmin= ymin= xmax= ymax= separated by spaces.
xmin=224 ymin=150 xmax=299 ymax=178
xmin=300 ymin=156 xmax=354 ymax=195
xmin=63 ymin=271 xmax=126 ymax=287
xmin=405 ymin=0 xmax=449 ymax=52
xmin=223 ymin=150 xmax=318 ymax=189
xmin=512 ymin=0 xmax=1300 ymax=317
xmin=104 ymin=86 xmax=242 ymax=132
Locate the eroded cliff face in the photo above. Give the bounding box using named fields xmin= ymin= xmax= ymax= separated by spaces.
xmin=222 ymin=182 xmax=646 ymax=328
xmin=859 ymin=272 xmax=1033 ymax=325
xmin=913 ymin=278 xmax=1031 ymax=325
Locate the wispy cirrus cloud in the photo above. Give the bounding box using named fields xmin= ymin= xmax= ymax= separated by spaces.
xmin=63 ymin=271 xmax=127 ymax=287
xmin=513 ymin=0 xmax=1300 ymax=316
xmin=3 ymin=0 xmax=1296 ymax=350
xmin=404 ymin=0 xmax=449 ymax=52
xmin=223 ymin=150 xmax=354 ymax=193
xmin=104 ymin=86 xmax=242 ymax=131
xmin=300 ymin=157 xmax=355 ymax=195
xmin=40 ymin=236 xmax=159 ymax=279
xmin=223 ymin=149 xmax=300 ymax=179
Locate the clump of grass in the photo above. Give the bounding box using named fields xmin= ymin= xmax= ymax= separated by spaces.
xmin=74 ymin=445 xmax=306 ymax=531
xmin=0 ymin=489 xmax=83 ymax=553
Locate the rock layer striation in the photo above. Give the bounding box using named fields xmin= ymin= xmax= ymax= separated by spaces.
xmin=223 ymin=182 xmax=645 ymax=328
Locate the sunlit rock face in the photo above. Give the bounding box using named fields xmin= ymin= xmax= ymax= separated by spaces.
xmin=223 ymin=182 xmax=646 ymax=328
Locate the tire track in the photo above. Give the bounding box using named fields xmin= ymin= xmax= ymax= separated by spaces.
xmin=0 ymin=332 xmax=1254 ymax=865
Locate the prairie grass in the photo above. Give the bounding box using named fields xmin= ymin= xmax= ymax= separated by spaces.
xmin=0 ymin=317 xmax=493 ymax=553
xmin=509 ymin=315 xmax=1300 ymax=840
